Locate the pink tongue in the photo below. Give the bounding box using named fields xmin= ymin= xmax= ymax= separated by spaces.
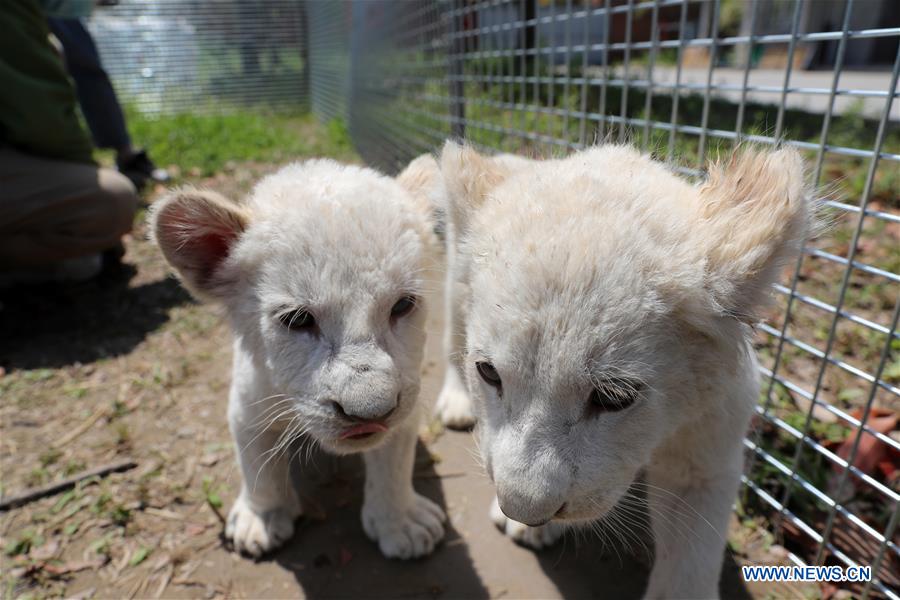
xmin=340 ymin=422 xmax=388 ymax=439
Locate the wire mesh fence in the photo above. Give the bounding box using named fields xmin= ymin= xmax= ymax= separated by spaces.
xmin=310 ymin=0 xmax=900 ymax=596
xmin=308 ymin=1 xmax=350 ymax=122
xmin=85 ymin=0 xmax=307 ymax=114
xmin=75 ymin=0 xmax=900 ymax=595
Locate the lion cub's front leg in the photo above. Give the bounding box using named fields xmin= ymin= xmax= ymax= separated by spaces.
xmin=435 ymin=225 xmax=476 ymax=430
xmin=361 ymin=416 xmax=446 ymax=559
xmin=224 ymin=381 xmax=302 ymax=557
xmin=643 ymin=434 xmax=744 ymax=599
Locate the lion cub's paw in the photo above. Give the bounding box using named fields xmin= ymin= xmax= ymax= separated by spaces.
xmin=489 ymin=495 xmax=565 ymax=550
xmin=225 ymin=496 xmax=299 ymax=557
xmin=362 ymin=492 xmax=446 ymax=559
xmin=435 ymin=378 xmax=476 ymax=429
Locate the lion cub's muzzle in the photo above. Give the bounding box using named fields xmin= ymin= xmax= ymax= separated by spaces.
xmin=496 ymin=482 xmax=567 ymax=527
xmin=323 ymin=346 xmax=404 ymax=444
xmin=330 ymin=393 xmax=401 ymax=443
xmin=332 ymin=396 xmax=399 ymax=441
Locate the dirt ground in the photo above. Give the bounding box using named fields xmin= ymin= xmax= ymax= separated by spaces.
xmin=0 ymin=165 xmax=811 ymax=600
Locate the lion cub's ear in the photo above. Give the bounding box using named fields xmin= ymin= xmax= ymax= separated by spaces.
xmin=439 ymin=141 xmax=521 ymax=234
xmin=396 ymin=153 xmax=442 ymax=219
xmin=150 ymin=188 xmax=251 ymax=302
xmin=699 ymin=148 xmax=814 ymax=322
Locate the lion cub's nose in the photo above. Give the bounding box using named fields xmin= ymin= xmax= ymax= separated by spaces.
xmin=496 ymin=485 xmax=566 ymax=527
xmin=330 ymin=395 xmax=398 ymax=422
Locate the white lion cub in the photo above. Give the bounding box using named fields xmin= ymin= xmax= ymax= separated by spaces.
xmin=152 ymin=156 xmax=446 ymax=559
xmin=438 ymin=142 xmax=813 ymax=598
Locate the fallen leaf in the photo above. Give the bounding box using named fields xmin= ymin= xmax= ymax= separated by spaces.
xmin=831 ymin=408 xmax=899 ymax=484
xmin=130 ymin=546 xmax=151 ymax=567
xmin=185 ymin=523 xmax=208 ymax=536
xmin=43 ymin=558 xmax=106 ymax=576
xmin=339 ymin=546 xmax=352 ymax=567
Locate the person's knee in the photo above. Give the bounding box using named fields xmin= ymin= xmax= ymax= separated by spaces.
xmin=97 ymin=169 xmax=139 ymax=236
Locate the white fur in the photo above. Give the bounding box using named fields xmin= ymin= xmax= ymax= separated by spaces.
xmin=152 ymin=157 xmax=446 ymax=559
xmin=435 ymin=153 xmax=536 ymax=429
xmin=438 ymin=142 xmax=813 ymax=599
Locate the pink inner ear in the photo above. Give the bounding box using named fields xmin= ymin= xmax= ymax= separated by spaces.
xmin=197 ymin=231 xmax=231 ymax=264
xmin=159 ymin=207 xmax=237 ymax=283
xmin=193 ymin=229 xmax=235 ymax=284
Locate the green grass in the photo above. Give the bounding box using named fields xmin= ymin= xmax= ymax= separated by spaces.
xmin=98 ymin=109 xmax=356 ymax=178
xmin=456 ymin=57 xmax=900 ymax=162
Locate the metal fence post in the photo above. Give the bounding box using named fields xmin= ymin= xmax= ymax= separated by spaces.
xmin=300 ymin=1 xmax=310 ymax=111
xmin=449 ymin=0 xmax=466 ymax=140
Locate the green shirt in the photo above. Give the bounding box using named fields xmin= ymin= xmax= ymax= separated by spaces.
xmin=0 ymin=0 xmax=95 ymax=163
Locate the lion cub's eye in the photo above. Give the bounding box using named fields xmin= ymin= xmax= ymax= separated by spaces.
xmin=390 ymin=295 xmax=417 ymax=319
xmin=279 ymin=308 xmax=316 ymax=332
xmin=476 ymin=361 xmax=502 ymax=389
xmin=588 ymin=381 xmax=641 ymax=414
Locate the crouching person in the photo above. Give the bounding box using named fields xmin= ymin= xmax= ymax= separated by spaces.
xmin=0 ymin=0 xmax=137 ymax=284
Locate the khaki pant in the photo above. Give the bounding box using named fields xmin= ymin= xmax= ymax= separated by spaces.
xmin=0 ymin=146 xmax=138 ymax=269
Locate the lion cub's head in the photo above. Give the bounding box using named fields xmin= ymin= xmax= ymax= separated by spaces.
xmin=441 ymin=142 xmax=812 ymax=526
xmin=152 ymin=157 xmax=439 ymax=454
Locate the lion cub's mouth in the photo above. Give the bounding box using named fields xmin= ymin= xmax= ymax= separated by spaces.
xmin=340 ymin=422 xmax=388 ymax=440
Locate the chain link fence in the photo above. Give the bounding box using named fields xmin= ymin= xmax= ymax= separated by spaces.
xmin=307 ymin=1 xmax=350 ymax=122
xmin=82 ymin=0 xmax=899 ymax=595
xmin=86 ymin=0 xmax=307 ymax=114
xmin=310 ymin=1 xmax=899 ymax=597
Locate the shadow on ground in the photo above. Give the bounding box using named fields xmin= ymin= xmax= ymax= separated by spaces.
xmin=217 ymin=426 xmax=755 ymax=600
xmin=529 ymin=485 xmax=753 ymax=600
xmin=266 ymin=440 xmax=489 ymax=599
xmin=0 ymin=267 xmax=192 ymax=370
xmin=531 ymin=532 xmax=752 ymax=600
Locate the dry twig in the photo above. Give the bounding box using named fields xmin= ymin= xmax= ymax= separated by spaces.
xmin=0 ymin=459 xmax=137 ymax=511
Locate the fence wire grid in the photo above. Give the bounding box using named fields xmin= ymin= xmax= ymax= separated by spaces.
xmin=87 ymin=0 xmax=899 ymax=596
xmin=86 ymin=0 xmax=307 ymax=114
xmin=311 ymin=0 xmax=900 ymax=597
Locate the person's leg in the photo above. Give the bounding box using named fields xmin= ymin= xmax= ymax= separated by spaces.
xmin=46 ymin=18 xmax=131 ymax=154
xmin=0 ymin=148 xmax=138 ymax=271
xmin=47 ymin=18 xmax=170 ymax=188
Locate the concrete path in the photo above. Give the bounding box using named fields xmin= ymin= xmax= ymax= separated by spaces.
xmin=217 ymin=286 xmax=776 ymax=599
xmin=587 ymin=67 xmax=899 ymax=119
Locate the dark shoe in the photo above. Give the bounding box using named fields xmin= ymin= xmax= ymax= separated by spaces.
xmin=117 ymin=149 xmax=169 ymax=189
xmin=102 ymin=241 xmax=126 ymax=270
